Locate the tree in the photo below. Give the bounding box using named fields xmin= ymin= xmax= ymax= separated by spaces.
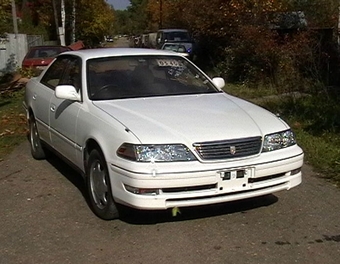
xmin=113 ymin=10 xmax=131 ymax=35
xmin=0 ymin=0 xmax=12 ymax=35
xmin=126 ymin=0 xmax=149 ymax=34
xmin=76 ymin=0 xmax=115 ymax=46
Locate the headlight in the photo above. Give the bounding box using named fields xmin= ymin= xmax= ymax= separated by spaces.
xmin=262 ymin=130 xmax=296 ymax=152
xmin=117 ymin=143 xmax=197 ymax=162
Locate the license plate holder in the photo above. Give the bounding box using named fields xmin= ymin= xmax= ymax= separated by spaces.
xmin=220 ymin=169 xmax=247 ymax=181
xmin=218 ymin=168 xmax=251 ymax=191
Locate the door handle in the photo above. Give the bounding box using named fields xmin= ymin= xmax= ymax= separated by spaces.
xmin=50 ymin=105 xmax=56 ymax=112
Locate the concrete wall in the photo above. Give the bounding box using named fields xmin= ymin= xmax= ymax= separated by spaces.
xmin=0 ymin=34 xmax=46 ymax=75
xmin=0 ymin=34 xmax=28 ymax=74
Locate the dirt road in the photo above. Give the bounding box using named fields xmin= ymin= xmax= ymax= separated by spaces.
xmin=1 ymin=140 xmax=340 ymax=264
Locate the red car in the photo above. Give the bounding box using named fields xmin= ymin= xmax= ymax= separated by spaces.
xmin=22 ymin=45 xmax=71 ymax=75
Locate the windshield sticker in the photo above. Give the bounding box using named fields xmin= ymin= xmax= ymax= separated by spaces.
xmin=156 ymin=59 xmax=184 ymax=67
xmin=168 ymin=67 xmax=186 ymax=78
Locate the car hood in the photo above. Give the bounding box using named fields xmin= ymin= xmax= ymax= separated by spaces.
xmin=179 ymin=42 xmax=193 ymax=52
xmin=93 ymin=93 xmax=289 ymax=144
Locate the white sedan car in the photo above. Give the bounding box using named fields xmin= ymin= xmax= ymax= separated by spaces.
xmin=161 ymin=43 xmax=190 ymax=57
xmin=24 ymin=48 xmax=304 ymax=220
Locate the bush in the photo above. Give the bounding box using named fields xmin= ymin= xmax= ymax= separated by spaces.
xmin=215 ymin=26 xmax=339 ymax=94
xmin=216 ymin=26 xmax=280 ymax=85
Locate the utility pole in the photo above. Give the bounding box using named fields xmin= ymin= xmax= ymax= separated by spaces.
xmin=52 ymin=0 xmax=60 ymax=44
xmin=11 ymin=0 xmax=19 ymax=71
xmin=11 ymin=0 xmax=18 ymax=36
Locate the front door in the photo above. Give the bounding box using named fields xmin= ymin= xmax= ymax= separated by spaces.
xmin=49 ymin=95 xmax=81 ymax=165
xmin=48 ymin=55 xmax=83 ymax=165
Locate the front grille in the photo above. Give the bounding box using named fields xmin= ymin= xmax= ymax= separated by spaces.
xmin=193 ymin=136 xmax=262 ymax=160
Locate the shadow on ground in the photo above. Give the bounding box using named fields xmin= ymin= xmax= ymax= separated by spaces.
xmin=46 ymin=152 xmax=278 ymax=225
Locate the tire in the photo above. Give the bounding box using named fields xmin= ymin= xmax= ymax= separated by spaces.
xmin=86 ymin=149 xmax=119 ymax=220
xmin=29 ymin=115 xmax=47 ymax=160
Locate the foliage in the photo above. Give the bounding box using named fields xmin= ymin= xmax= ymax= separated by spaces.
xmin=1 ymin=0 xmax=115 ymax=45
xmin=295 ymin=128 xmax=340 ymax=186
xmin=265 ymin=92 xmax=340 ymax=134
xmin=216 ymin=25 xmax=280 ymax=85
xmin=76 ymin=0 xmax=115 ymax=46
xmin=254 ymin=92 xmax=340 ymax=186
xmin=224 ymin=83 xmax=277 ymax=100
xmin=0 ymin=89 xmax=27 ymax=161
xmin=17 ymin=0 xmax=51 ymax=38
xmin=19 ymin=66 xmax=36 ymax=78
xmin=216 ymin=28 xmax=339 ymax=94
xmin=223 ymin=82 xmax=340 ymax=187
xmin=286 ymin=0 xmax=339 ymax=28
xmin=113 ymin=10 xmax=131 ymax=35
xmin=0 ymin=0 xmax=11 ymax=35
xmin=127 ymin=0 xmax=149 ymax=34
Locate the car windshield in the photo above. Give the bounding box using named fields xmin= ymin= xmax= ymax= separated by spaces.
xmin=87 ymin=55 xmax=219 ymax=100
xmin=164 ymin=32 xmax=190 ymax=41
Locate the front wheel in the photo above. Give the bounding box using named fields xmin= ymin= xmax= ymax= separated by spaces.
xmin=86 ymin=149 xmax=119 ymax=220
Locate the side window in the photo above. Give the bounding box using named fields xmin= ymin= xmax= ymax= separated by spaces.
xmin=41 ymin=57 xmax=68 ymax=90
xmin=60 ymin=57 xmax=82 ymax=92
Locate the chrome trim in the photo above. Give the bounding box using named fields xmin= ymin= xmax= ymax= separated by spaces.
xmin=193 ymin=136 xmax=262 ymax=160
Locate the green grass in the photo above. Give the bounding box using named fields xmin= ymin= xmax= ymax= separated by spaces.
xmin=224 ymin=83 xmax=278 ymax=100
xmin=226 ymin=86 xmax=340 ymax=187
xmin=294 ymin=129 xmax=340 ymax=185
xmin=0 ymin=89 xmax=27 ymax=161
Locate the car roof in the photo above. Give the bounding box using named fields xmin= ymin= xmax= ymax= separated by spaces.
xmin=60 ymin=48 xmax=182 ymax=60
xmin=158 ymin=29 xmax=188 ymax=33
xmin=29 ymin=45 xmax=70 ymax=49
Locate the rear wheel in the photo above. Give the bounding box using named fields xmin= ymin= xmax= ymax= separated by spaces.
xmin=86 ymin=149 xmax=119 ymax=220
xmin=29 ymin=115 xmax=47 ymax=160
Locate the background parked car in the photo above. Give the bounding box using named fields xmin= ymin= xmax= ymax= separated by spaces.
xmin=161 ymin=43 xmax=190 ymax=57
xmin=105 ymin=36 xmax=114 ymax=42
xmin=21 ymin=45 xmax=72 ymax=76
xmin=21 ymin=41 xmax=84 ymax=76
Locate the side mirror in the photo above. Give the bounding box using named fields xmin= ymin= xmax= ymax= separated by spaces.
xmin=55 ymin=85 xmax=81 ymax=101
xmin=212 ymin=77 xmax=225 ymax=90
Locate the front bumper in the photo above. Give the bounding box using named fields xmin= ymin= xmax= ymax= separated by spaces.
xmin=108 ymin=147 xmax=304 ymax=210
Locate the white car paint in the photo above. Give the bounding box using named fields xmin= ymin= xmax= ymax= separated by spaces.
xmin=24 ymin=48 xmax=304 ymax=216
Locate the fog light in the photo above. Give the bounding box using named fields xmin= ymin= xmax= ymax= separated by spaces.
xmin=290 ymin=168 xmax=301 ymax=175
xmin=125 ymin=185 xmax=159 ymax=195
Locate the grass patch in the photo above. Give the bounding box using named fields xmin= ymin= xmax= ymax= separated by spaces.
xmin=0 ymin=89 xmax=27 ymax=161
xmin=294 ymin=129 xmax=340 ymax=185
xmin=228 ymin=87 xmax=340 ymax=187
xmin=224 ymin=83 xmax=278 ymax=100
